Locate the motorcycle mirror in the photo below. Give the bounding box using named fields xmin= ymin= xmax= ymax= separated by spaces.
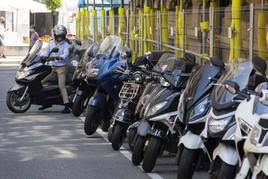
xmin=210 ymin=56 xmax=225 ymax=69
xmin=51 ymin=47 xmax=59 ymax=53
xmin=224 ymin=80 xmax=240 ymax=94
xmin=252 ymin=56 xmax=267 ymax=76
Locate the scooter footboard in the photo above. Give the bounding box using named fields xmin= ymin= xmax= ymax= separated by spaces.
xmin=179 ymin=131 xmax=204 ymax=150
xmin=213 ymin=142 xmax=239 ymax=166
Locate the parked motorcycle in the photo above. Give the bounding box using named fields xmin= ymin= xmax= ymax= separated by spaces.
xmin=176 ymin=56 xmax=225 ymax=179
xmin=72 ymin=42 xmax=100 ymax=116
xmin=201 ymin=59 xmax=263 ymax=179
xmin=83 ymin=36 xmax=131 ymax=136
xmin=108 ymin=51 xmax=166 ymax=150
xmin=221 ymin=56 xmax=268 ymax=179
xmin=6 ymin=39 xmax=79 ymax=113
xmin=130 ymin=53 xmax=196 ymax=172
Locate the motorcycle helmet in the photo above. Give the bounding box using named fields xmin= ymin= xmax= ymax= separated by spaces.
xmin=53 ymin=25 xmax=67 ymax=42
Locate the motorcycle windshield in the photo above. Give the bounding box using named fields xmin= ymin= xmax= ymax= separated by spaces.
xmin=23 ymin=40 xmax=43 ymax=64
xmin=254 ymin=83 xmax=268 ymax=115
xmin=212 ymin=60 xmax=252 ymax=110
xmin=96 ymin=36 xmax=123 ymax=58
xmin=153 ymin=53 xmax=181 ymax=72
xmin=183 ymin=64 xmax=221 ymax=109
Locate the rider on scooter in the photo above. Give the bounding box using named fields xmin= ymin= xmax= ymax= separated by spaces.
xmin=39 ymin=25 xmax=71 ymax=113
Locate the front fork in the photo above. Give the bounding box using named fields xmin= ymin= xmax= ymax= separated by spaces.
xmin=19 ymin=86 xmax=29 ymax=102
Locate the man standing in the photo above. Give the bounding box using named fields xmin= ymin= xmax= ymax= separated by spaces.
xmin=29 ymin=26 xmax=39 ymax=50
xmin=0 ymin=17 xmax=6 ymax=58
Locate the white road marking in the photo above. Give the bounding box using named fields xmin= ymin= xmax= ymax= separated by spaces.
xmin=79 ymin=116 xmax=164 ymax=179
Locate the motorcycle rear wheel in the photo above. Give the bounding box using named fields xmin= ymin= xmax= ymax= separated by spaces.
xmin=84 ymin=106 xmax=101 ymax=135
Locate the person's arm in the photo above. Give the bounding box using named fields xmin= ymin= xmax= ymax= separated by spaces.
xmin=59 ymin=42 xmax=70 ymax=60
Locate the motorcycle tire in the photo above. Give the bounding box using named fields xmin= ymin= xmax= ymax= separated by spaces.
xmin=210 ymin=159 xmax=236 ymax=179
xmin=111 ymin=124 xmax=125 ymax=151
xmin=257 ymin=172 xmax=268 ymax=179
xmin=84 ymin=106 xmax=101 ymax=135
xmin=142 ymin=137 xmax=163 ymax=172
xmin=128 ymin=127 xmax=137 ymax=151
xmin=101 ymin=119 xmax=110 ymax=132
xmin=6 ymin=91 xmax=31 ymax=113
xmin=107 ymin=126 xmax=113 ymax=142
xmin=132 ymin=135 xmax=146 ymax=165
xmin=177 ymin=148 xmax=200 ymax=179
xmin=72 ymin=95 xmax=86 ymax=117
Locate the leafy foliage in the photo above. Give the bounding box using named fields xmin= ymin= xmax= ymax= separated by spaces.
xmin=43 ymin=0 xmax=61 ymax=14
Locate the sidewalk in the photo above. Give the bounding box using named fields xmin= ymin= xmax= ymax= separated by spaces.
xmin=0 ymin=56 xmax=25 ymax=66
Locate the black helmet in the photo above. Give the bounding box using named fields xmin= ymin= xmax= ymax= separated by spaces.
xmin=53 ymin=25 xmax=67 ymax=39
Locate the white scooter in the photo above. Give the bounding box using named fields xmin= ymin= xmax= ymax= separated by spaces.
xmin=234 ymin=57 xmax=268 ymax=179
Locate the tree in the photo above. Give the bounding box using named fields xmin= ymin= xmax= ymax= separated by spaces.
xmin=43 ymin=0 xmax=61 ymax=28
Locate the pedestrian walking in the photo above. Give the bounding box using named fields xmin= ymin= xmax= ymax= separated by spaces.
xmin=29 ymin=26 xmax=39 ymax=50
xmin=0 ymin=17 xmax=6 ymax=58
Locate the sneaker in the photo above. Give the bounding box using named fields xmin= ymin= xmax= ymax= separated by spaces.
xmin=38 ymin=105 xmax=52 ymax=110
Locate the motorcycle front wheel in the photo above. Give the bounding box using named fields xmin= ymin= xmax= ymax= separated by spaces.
xmin=84 ymin=106 xmax=101 ymax=135
xmin=142 ymin=136 xmax=163 ymax=172
xmin=6 ymin=91 xmax=31 ymax=113
xmin=210 ymin=159 xmax=237 ymax=179
xmin=177 ymin=148 xmax=200 ymax=179
xmin=72 ymin=95 xmax=87 ymax=117
xmin=111 ymin=124 xmax=126 ymax=151
xmin=132 ymin=135 xmax=146 ymax=165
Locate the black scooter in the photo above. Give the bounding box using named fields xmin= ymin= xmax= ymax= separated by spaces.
xmin=72 ymin=42 xmax=100 ymax=116
xmin=176 ymin=57 xmax=225 ymax=179
xmin=6 ymin=40 xmax=77 ymax=113
xmin=130 ymin=53 xmax=196 ymax=171
xmin=108 ymin=51 xmax=165 ymax=150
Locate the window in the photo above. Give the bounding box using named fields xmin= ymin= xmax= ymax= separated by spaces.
xmin=0 ymin=11 xmax=14 ymax=32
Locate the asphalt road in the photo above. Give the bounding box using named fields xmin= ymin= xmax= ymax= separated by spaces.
xmin=0 ymin=66 xmax=208 ymax=179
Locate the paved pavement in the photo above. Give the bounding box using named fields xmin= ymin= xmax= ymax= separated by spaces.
xmin=0 ymin=56 xmax=24 ymax=66
xmin=0 ymin=66 xmax=209 ymax=179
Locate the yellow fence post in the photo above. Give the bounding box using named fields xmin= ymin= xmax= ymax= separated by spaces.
xmin=230 ymin=0 xmax=241 ymax=64
xmin=144 ymin=6 xmax=150 ymax=53
xmin=92 ymin=9 xmax=99 ymax=41
xmin=149 ymin=8 xmax=155 ymax=51
xmin=257 ymin=10 xmax=267 ymax=59
xmin=84 ymin=9 xmax=90 ymax=41
xmin=118 ymin=7 xmax=126 ymax=45
xmin=138 ymin=9 xmax=143 ymax=56
xmin=109 ymin=9 xmax=114 ymax=35
xmin=175 ymin=6 xmax=180 ymax=56
xmin=161 ymin=7 xmax=169 ymax=51
xmin=100 ymin=9 xmax=106 ymax=40
xmin=80 ymin=9 xmax=85 ymax=41
xmin=129 ymin=10 xmax=136 ymax=63
xmin=76 ymin=10 xmax=81 ymax=40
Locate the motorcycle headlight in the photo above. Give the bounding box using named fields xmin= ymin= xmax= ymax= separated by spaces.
xmin=146 ymin=101 xmax=168 ymax=117
xmin=133 ymin=72 xmax=143 ymax=83
xmin=208 ymin=115 xmax=233 ymax=134
xmin=250 ymin=126 xmax=260 ymax=145
xmin=16 ymin=71 xmax=30 ymax=79
xmin=160 ymin=77 xmax=170 ymax=87
xmin=189 ymin=97 xmax=210 ymax=120
xmin=237 ymin=117 xmax=251 ymax=135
